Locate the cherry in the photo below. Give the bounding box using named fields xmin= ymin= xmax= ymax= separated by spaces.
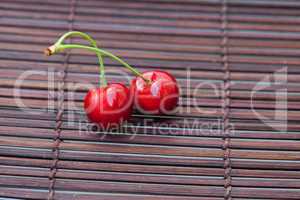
xmin=45 ymin=31 xmax=179 ymax=129
xmin=84 ymin=83 xmax=133 ymax=129
xmin=131 ymin=70 xmax=179 ymax=115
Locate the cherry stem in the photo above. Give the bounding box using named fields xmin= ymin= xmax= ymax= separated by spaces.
xmin=45 ymin=31 xmax=107 ymax=87
xmin=46 ymin=40 xmax=150 ymax=83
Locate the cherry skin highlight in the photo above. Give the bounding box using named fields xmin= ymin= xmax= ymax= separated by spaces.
xmin=131 ymin=70 xmax=179 ymax=115
xmin=84 ymin=83 xmax=133 ymax=129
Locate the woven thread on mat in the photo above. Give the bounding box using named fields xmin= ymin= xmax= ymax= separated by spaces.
xmin=221 ymin=0 xmax=232 ymax=199
xmin=48 ymin=0 xmax=77 ymax=199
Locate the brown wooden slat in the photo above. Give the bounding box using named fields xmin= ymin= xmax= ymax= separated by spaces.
xmin=232 ymin=187 xmax=300 ymax=199
xmin=58 ymin=150 xmax=300 ymax=171
xmin=0 ymin=156 xmax=51 ymax=168
xmin=0 ymin=187 xmax=222 ymax=200
xmin=59 ymin=152 xmax=223 ymax=169
xmin=0 ymin=176 xmax=48 ymax=189
xmin=232 ymin=178 xmax=300 ymax=188
xmin=53 ymin=179 xmax=224 ymax=197
xmin=0 ymin=187 xmax=48 ymax=200
xmin=0 ymin=147 xmax=52 ymax=160
xmin=1 ymin=156 xmax=299 ymax=179
xmin=231 ymin=159 xmax=300 ymax=171
xmin=59 ymin=145 xmax=300 ymax=161
xmin=0 ymin=126 xmax=54 ymax=139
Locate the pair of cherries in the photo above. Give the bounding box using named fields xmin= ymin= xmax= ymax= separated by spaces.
xmin=45 ymin=31 xmax=179 ymax=129
xmin=85 ymin=70 xmax=179 ymax=129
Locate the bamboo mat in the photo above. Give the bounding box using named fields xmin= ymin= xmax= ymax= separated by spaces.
xmin=0 ymin=0 xmax=300 ymax=199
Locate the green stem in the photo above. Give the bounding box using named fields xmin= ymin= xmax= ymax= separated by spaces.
xmin=50 ymin=31 xmax=107 ymax=87
xmin=51 ymin=44 xmax=149 ymax=83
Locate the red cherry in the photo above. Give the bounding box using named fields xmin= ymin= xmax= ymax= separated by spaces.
xmin=131 ymin=70 xmax=179 ymax=115
xmin=84 ymin=83 xmax=133 ymax=129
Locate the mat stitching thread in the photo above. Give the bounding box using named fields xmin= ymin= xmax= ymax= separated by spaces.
xmin=47 ymin=0 xmax=76 ymax=199
xmin=221 ymin=0 xmax=232 ymax=199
